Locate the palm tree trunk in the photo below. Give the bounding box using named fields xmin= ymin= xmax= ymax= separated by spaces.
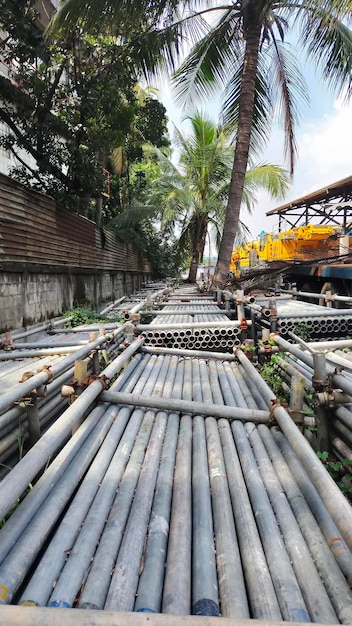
xmin=187 ymin=215 xmax=208 ymax=282
xmin=188 ymin=252 xmax=199 ymax=283
xmin=213 ymin=23 xmax=261 ymax=287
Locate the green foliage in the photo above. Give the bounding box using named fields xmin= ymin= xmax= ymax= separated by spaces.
xmin=108 ymin=210 xmax=181 ymax=278
xmin=304 ymin=394 xmax=315 ymax=418
xmin=49 ymin=0 xmax=352 ymax=286
xmin=0 ymin=498 xmax=20 ymax=529
xmin=136 ymin=98 xmax=169 ymax=149
xmin=293 ymin=322 xmax=312 ymax=341
xmin=317 ymin=451 xmax=352 ymax=501
xmin=259 ymin=354 xmax=290 ymax=403
xmin=140 ymin=113 xmax=289 ymax=281
xmin=140 ymin=230 xmax=180 ymax=278
xmin=0 ymin=431 xmax=32 ymax=527
xmin=64 ymin=307 xmax=123 ymax=326
xmin=0 ymin=3 xmax=169 ymax=220
xmin=108 ymin=89 xmax=170 ymax=218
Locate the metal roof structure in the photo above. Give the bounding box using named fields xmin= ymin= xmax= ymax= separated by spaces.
xmin=266 ymin=175 xmax=352 ymax=231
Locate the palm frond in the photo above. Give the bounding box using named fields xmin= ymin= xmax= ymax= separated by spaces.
xmin=234 ymin=220 xmax=252 ymax=247
xmin=209 ymin=213 xmax=251 ymax=251
xmin=127 ymin=20 xmax=201 ymax=80
xmin=268 ymin=37 xmax=309 ymax=174
xmin=242 ymin=162 xmax=290 ymax=211
xmin=173 ymin=8 xmax=242 ymax=108
xmin=221 ymin=53 xmax=273 ymax=158
xmin=245 ymin=162 xmax=290 ymax=196
xmin=108 ymin=201 xmax=159 ymax=228
xmin=296 ymin=2 xmax=352 ymax=97
xmin=50 ymin=0 xmax=179 ymax=36
xmin=111 ymin=146 xmax=124 ymax=176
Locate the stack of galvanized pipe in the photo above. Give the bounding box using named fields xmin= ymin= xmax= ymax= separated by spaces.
xmin=0 ymin=325 xmax=126 ymax=475
xmin=137 ymin=287 xmax=242 ymax=352
xmin=140 ymin=314 xmax=242 ymax=352
xmin=0 ymin=339 xmax=351 ymax=624
xmin=254 ymin=296 xmax=352 ymax=338
xmin=1 ymin=283 xmax=352 ymax=626
xmin=274 ymin=335 xmax=352 ymax=471
xmin=276 ymin=300 xmax=352 ymax=338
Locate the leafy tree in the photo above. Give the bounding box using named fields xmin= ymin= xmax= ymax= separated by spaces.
xmin=0 ymin=2 xmax=170 ymax=221
xmin=110 ymin=88 xmax=170 ymax=212
xmin=53 ymin=0 xmax=352 ymax=285
xmin=173 ymin=1 xmax=352 ymax=285
xmin=149 ymin=112 xmax=289 ymax=281
xmin=107 ymin=195 xmax=181 ymax=278
xmin=110 ymin=112 xmax=289 ymax=281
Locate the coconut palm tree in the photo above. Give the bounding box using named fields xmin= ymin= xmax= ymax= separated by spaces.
xmin=145 ymin=112 xmax=289 ymax=282
xmin=171 ymin=1 xmax=352 ymax=285
xmin=52 ymin=0 xmax=352 ymax=285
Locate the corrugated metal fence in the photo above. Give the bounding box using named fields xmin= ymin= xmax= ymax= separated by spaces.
xmin=0 ymin=173 xmax=150 ymax=273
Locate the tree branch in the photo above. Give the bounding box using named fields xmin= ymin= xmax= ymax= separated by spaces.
xmin=8 ymin=145 xmax=41 ymax=181
xmin=0 ymin=107 xmax=69 ymax=186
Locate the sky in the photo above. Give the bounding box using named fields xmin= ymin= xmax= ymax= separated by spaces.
xmin=159 ymin=68 xmax=352 ymax=239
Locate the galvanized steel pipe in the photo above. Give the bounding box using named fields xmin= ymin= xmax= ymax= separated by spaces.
xmin=134 ymin=415 xmax=180 ymax=613
xmin=271 ymin=428 xmax=352 ymax=586
xmin=190 ymin=360 xmax=219 ymax=617
xmin=246 ymin=422 xmax=339 ymax=623
xmin=49 ymin=356 xmax=166 ymax=609
xmin=100 ymin=390 xmax=270 ymax=423
xmin=236 ymin=347 xmax=352 ymax=552
xmin=162 ymin=413 xmax=193 ymax=615
xmin=0 ymin=337 xmax=144 ymax=520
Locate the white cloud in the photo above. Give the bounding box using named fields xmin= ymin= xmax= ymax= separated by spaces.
xmin=245 ymin=95 xmax=352 ymax=237
xmin=292 ymin=96 xmax=352 ymax=196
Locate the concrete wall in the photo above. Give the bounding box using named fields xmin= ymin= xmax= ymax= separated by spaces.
xmin=0 ymin=269 xmax=147 ymax=332
xmin=0 ymin=174 xmax=152 ymax=332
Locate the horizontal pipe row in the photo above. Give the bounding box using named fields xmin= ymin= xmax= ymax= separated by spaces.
xmin=140 ymin=300 xmax=242 ymax=352
xmin=0 ymin=337 xmax=144 ymax=520
xmin=0 ymin=605 xmax=335 ymax=626
xmin=0 ymin=348 xmax=350 ymax=623
xmin=278 ymin=316 xmax=352 ymax=338
xmin=1 ymin=284 xmax=352 ymax=626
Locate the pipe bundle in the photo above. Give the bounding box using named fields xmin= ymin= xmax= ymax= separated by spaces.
xmin=140 ymin=298 xmax=241 ymax=352
xmin=254 ymin=297 xmax=352 ymax=338
xmin=272 ymin=335 xmax=352 ymax=477
xmin=142 ymin=325 xmax=241 ymax=352
xmin=0 ymin=326 xmax=126 ymax=476
xmin=0 ymin=347 xmax=351 ymax=623
xmin=278 ymin=315 xmax=352 ymax=338
xmin=1 ymin=283 xmax=352 ymax=626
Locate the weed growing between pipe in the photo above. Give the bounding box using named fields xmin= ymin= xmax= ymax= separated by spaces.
xmin=0 ymin=434 xmax=32 ymax=528
xmin=293 ymin=322 xmax=312 ymax=341
xmin=258 ymin=347 xmax=352 ymax=503
xmin=317 ymin=451 xmax=352 ymax=503
xmin=0 ymin=501 xmax=20 ymax=530
xmin=0 ymin=429 xmax=53 ymax=527
xmin=0 ymin=480 xmax=33 ymax=529
xmin=258 ymin=355 xmax=290 ymax=404
xmin=63 ymin=308 xmax=123 ymax=327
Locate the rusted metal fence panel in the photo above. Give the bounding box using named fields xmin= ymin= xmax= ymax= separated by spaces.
xmin=0 ymin=173 xmax=151 ymax=273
